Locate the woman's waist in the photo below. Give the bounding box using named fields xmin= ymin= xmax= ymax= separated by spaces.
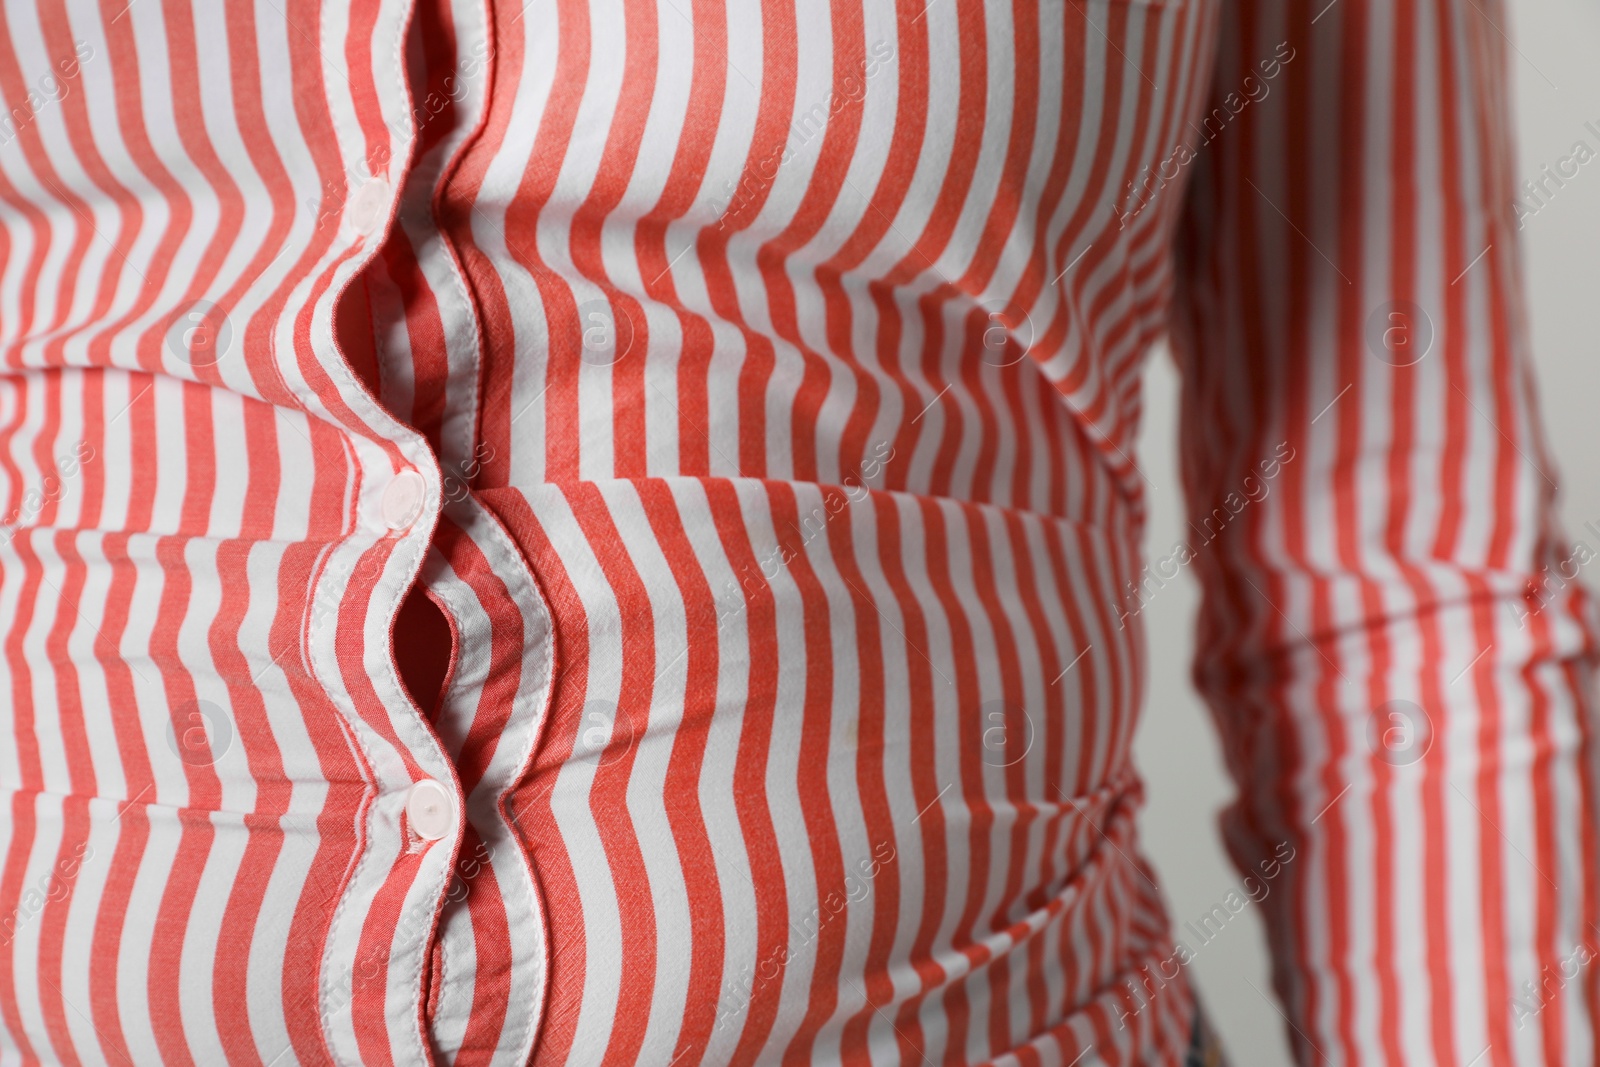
xmin=478 ymin=475 xmax=1145 ymax=798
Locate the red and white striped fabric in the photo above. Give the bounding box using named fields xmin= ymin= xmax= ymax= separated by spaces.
xmin=0 ymin=0 xmax=1594 ymax=1063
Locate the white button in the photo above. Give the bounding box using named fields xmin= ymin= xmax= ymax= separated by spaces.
xmin=407 ymin=779 xmax=454 ymax=841
xmin=381 ymin=469 xmax=427 ymax=530
xmin=347 ymin=178 xmax=391 ymax=236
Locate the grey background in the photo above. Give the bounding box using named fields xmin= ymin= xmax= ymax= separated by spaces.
xmin=1132 ymin=1 xmax=1600 ymax=1061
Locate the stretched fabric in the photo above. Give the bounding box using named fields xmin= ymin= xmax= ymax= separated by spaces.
xmin=0 ymin=0 xmax=1593 ymax=1064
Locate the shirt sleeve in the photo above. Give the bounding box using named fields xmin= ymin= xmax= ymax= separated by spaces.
xmin=1167 ymin=1 xmax=1600 ymax=1063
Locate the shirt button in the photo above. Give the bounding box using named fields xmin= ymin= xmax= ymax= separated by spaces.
xmin=381 ymin=469 xmax=427 ymax=530
xmin=348 ymin=178 xmax=392 ymax=236
xmin=407 ymin=779 xmax=454 ymax=841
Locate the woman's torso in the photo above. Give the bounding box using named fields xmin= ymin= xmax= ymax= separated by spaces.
xmin=0 ymin=0 xmax=1219 ymax=1062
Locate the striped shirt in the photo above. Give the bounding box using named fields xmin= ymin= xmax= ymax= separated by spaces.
xmin=0 ymin=0 xmax=1595 ymax=1064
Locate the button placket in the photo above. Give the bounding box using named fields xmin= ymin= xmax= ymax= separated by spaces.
xmin=348 ymin=3 xmax=551 ymax=1059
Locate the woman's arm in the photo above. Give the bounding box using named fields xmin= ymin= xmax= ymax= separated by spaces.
xmin=1170 ymin=1 xmax=1600 ymax=1062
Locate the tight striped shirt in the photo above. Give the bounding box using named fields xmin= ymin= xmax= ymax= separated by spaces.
xmin=0 ymin=0 xmax=1595 ymax=1063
